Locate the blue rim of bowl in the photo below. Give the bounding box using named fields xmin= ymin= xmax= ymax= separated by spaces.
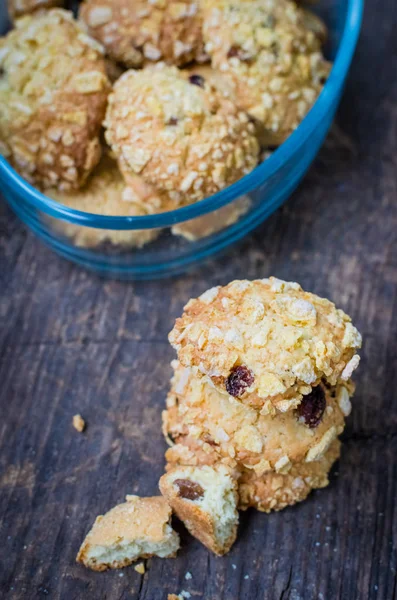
xmin=0 ymin=0 xmax=363 ymax=231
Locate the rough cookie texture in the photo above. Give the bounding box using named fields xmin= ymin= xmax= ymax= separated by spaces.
xmin=48 ymin=156 xmax=161 ymax=249
xmin=159 ymin=464 xmax=239 ymax=555
xmin=169 ymin=277 xmax=362 ymax=412
xmin=104 ymin=64 xmax=259 ymax=212
xmin=239 ymin=439 xmax=341 ymax=512
xmin=0 ymin=10 xmax=110 ymax=190
xmin=8 ymin=0 xmax=63 ymax=21
xmin=79 ymin=0 xmax=206 ymax=68
xmin=163 ymin=360 xmax=351 ymax=470
xmin=202 ymin=0 xmax=331 ymax=145
xmin=76 ymin=495 xmax=180 ymax=571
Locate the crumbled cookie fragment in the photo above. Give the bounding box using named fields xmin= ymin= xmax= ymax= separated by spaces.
xmin=134 ymin=562 xmax=145 ymax=574
xmin=0 ymin=9 xmax=110 ymax=190
xmin=160 ymin=465 xmax=239 ymax=555
xmin=72 ymin=414 xmax=86 ymax=433
xmin=77 ymin=496 xmax=180 ymax=571
xmin=47 ymin=156 xmax=161 ymax=249
xmin=169 ymin=277 xmax=362 ymax=411
xmin=79 ymin=0 xmax=206 ymax=68
xmin=104 ymin=64 xmax=259 ymax=212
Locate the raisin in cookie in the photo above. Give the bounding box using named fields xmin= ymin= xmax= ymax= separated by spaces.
xmin=169 ymin=278 xmax=362 ymax=412
xmin=77 ymin=495 xmax=180 ymax=571
xmin=159 ymin=465 xmax=239 ymax=555
xmin=163 ymin=360 xmax=352 ymax=470
xmin=202 ymin=0 xmax=331 ymax=145
xmin=79 ymin=0 xmax=206 ymax=68
xmin=0 ymin=9 xmax=110 ymax=190
xmin=104 ymin=64 xmax=259 ymax=212
xmin=48 ymin=156 xmax=161 ymax=249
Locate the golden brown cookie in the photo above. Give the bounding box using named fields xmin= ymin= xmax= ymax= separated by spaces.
xmin=159 ymin=464 xmax=239 ymax=555
xmin=76 ymin=495 xmax=180 ymax=571
xmin=47 ymin=156 xmax=161 ymax=249
xmin=171 ymin=196 xmax=250 ymax=242
xmin=163 ymin=360 xmax=351 ymax=470
xmin=7 ymin=0 xmax=63 ymax=21
xmin=169 ymin=278 xmax=362 ymax=412
xmin=238 ymin=439 xmax=341 ymax=512
xmin=0 ymin=10 xmax=110 ymax=191
xmin=79 ymin=0 xmax=206 ymax=68
xmin=104 ymin=64 xmax=259 ymax=212
xmin=201 ymin=0 xmax=331 ymax=145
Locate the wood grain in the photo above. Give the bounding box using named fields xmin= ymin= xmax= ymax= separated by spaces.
xmin=1 ymin=1 xmax=397 ymax=598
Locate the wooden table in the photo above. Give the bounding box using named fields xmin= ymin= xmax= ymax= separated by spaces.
xmin=1 ymin=3 xmax=396 ymax=599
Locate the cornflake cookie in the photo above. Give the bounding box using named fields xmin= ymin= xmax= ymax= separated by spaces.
xmin=169 ymin=277 xmax=362 ymax=412
xmin=0 ymin=10 xmax=110 ymax=191
xmin=8 ymin=0 xmax=63 ymax=21
xmin=159 ymin=464 xmax=239 ymax=555
xmin=77 ymin=495 xmax=180 ymax=571
xmin=79 ymin=0 xmax=206 ymax=68
xmin=172 ymin=196 xmax=250 ymax=242
xmin=163 ymin=360 xmax=352 ymax=470
xmin=47 ymin=156 xmax=161 ymax=249
xmin=104 ymin=64 xmax=259 ymax=212
xmin=202 ymin=0 xmax=331 ymax=145
xmin=239 ymin=439 xmax=341 ymax=512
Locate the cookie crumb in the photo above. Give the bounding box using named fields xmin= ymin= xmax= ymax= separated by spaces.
xmin=73 ymin=414 xmax=86 ymax=433
xmin=185 ymin=572 xmax=192 ymax=580
xmin=134 ymin=562 xmax=145 ymax=575
xmin=168 ymin=595 xmax=183 ymax=600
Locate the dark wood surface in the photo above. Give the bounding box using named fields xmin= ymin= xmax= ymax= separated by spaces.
xmin=1 ymin=2 xmax=397 ymax=599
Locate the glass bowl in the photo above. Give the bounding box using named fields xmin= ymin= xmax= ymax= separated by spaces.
xmin=0 ymin=0 xmax=363 ymax=280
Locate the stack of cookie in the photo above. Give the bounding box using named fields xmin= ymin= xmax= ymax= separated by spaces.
xmin=76 ymin=277 xmax=362 ymax=568
xmin=160 ymin=277 xmax=361 ymax=553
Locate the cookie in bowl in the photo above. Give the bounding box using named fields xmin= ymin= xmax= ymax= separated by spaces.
xmin=104 ymin=64 xmax=259 ymax=213
xmin=79 ymin=0 xmax=206 ymax=68
xmin=47 ymin=156 xmax=161 ymax=249
xmin=202 ymin=0 xmax=331 ymax=145
xmin=0 ymin=9 xmax=110 ymax=191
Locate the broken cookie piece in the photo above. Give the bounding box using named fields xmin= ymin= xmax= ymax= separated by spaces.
xmin=76 ymin=495 xmax=180 ymax=571
xmin=159 ymin=465 xmax=239 ymax=556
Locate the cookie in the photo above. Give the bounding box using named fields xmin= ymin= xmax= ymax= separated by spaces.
xmin=163 ymin=360 xmax=351 ymax=470
xmin=202 ymin=0 xmax=331 ymax=145
xmin=0 ymin=9 xmax=110 ymax=191
xmin=169 ymin=278 xmax=362 ymax=412
xmin=104 ymin=64 xmax=259 ymax=212
xmin=159 ymin=464 xmax=239 ymax=555
xmin=171 ymin=195 xmax=250 ymax=242
xmin=8 ymin=0 xmax=63 ymax=21
xmin=79 ymin=0 xmax=206 ymax=68
xmin=48 ymin=156 xmax=161 ymax=249
xmin=76 ymin=495 xmax=180 ymax=571
xmin=238 ymin=439 xmax=341 ymax=512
